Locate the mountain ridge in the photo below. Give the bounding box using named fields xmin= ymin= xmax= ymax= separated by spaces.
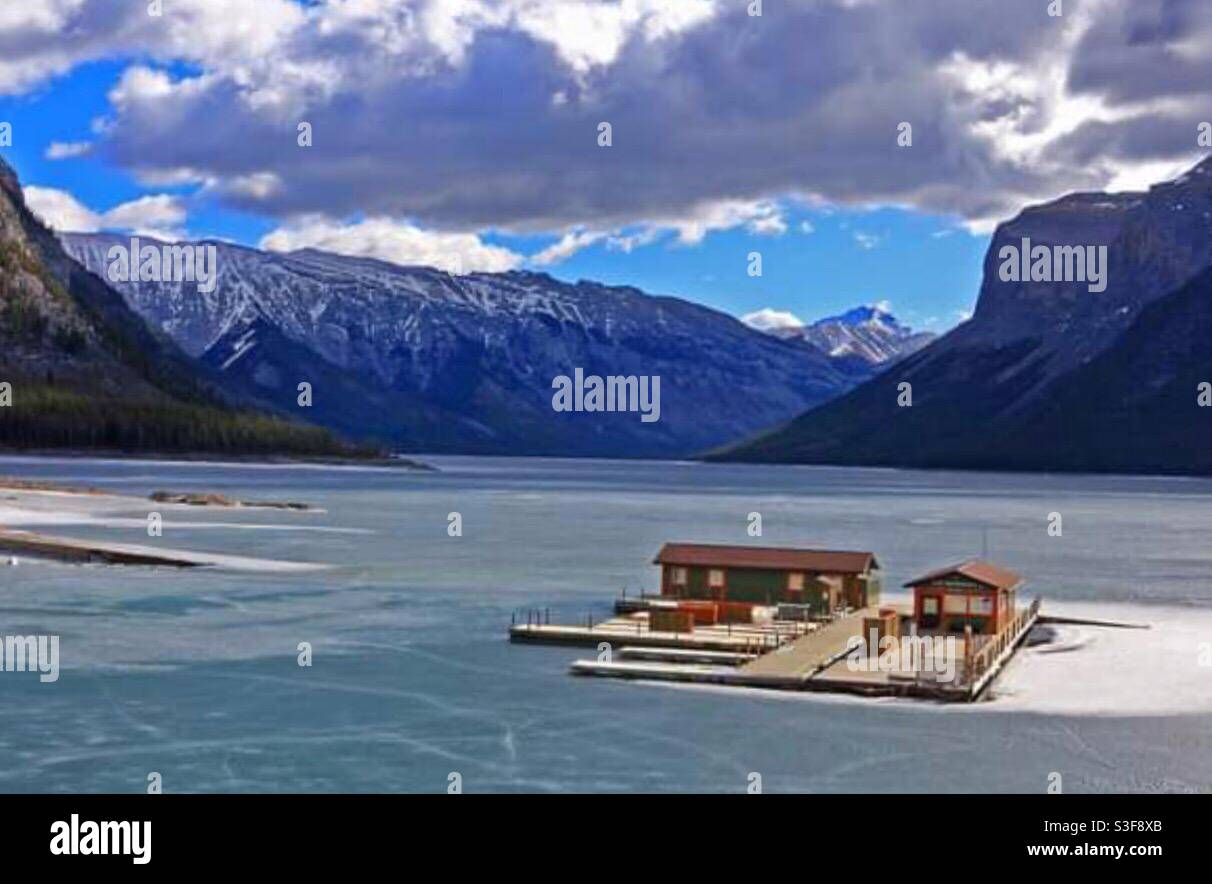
xmin=0 ymin=156 xmax=366 ymax=457
xmin=713 ymin=156 xmax=1212 ymax=474
xmin=61 ymin=231 xmax=879 ymax=457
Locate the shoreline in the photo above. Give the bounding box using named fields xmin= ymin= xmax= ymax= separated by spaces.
xmin=0 ymin=477 xmax=321 ymax=512
xmin=0 ymin=448 xmax=434 ymax=471
xmin=0 ymin=478 xmax=332 ymax=570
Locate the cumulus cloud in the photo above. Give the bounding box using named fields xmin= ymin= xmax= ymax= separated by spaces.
xmin=530 ymin=228 xmax=605 ymax=265
xmin=258 ymin=216 xmax=524 ymax=274
xmin=5 ymin=0 xmax=1212 ymax=244
xmin=528 ymin=199 xmax=786 ymax=265
xmin=23 ymin=186 xmax=186 ymax=239
xmin=44 ymin=140 xmax=92 ymax=159
xmin=741 ymin=308 xmax=805 ymax=336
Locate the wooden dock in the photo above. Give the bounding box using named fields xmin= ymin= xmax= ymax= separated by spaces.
xmin=509 ymin=612 xmax=815 ymax=654
xmin=735 ymin=608 xmax=872 ymax=687
xmin=616 ymin=647 xmax=757 ymax=665
xmin=519 ymin=599 xmax=1044 ymax=703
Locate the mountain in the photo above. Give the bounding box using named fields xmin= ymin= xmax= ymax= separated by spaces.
xmin=0 ymin=156 xmax=362 ymax=457
xmin=714 ymin=156 xmax=1212 ymax=474
xmin=743 ymin=305 xmax=934 ymax=368
xmin=62 ymin=234 xmax=872 ymax=457
xmin=802 ymin=306 xmax=934 ymax=365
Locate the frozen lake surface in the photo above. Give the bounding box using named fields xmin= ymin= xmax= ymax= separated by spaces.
xmin=1 ymin=454 xmax=1210 ymax=793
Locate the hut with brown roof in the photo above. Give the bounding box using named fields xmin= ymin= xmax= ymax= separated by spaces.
xmin=904 ymin=559 xmax=1023 ymax=635
xmin=653 ymin=543 xmax=881 ymax=615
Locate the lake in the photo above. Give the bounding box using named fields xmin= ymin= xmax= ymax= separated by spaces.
xmin=1 ymin=454 xmax=1210 ymax=793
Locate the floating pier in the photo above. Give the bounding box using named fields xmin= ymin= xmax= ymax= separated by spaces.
xmin=511 ymin=547 xmax=1049 ymax=703
xmin=514 ymin=597 xmax=1044 ymax=703
xmin=509 ymin=611 xmax=816 ymax=654
xmin=615 ymin=646 xmax=757 ymax=665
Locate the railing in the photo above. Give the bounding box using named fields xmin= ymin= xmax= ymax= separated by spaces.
xmin=963 ymin=597 xmax=1042 ymax=689
xmin=511 ymin=605 xmax=807 ymax=653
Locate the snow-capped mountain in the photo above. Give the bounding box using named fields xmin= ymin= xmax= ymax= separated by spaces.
xmin=0 ymin=157 xmax=351 ymax=457
xmin=800 ymin=306 xmax=936 ymax=365
xmin=743 ymin=305 xmax=934 ymax=365
xmin=61 ymin=233 xmax=873 ymax=457
xmin=717 ymin=155 xmax=1212 ymax=474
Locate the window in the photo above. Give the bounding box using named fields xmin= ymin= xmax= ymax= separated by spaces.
xmin=923 ymin=597 xmax=939 ymax=615
xmin=708 ymin=569 xmax=725 ymax=588
xmin=971 ymin=595 xmax=994 ymax=615
xmin=670 ymin=567 xmax=688 ymax=586
xmin=943 ymin=593 xmax=969 ymax=614
xmin=787 ymin=572 xmax=804 ymax=592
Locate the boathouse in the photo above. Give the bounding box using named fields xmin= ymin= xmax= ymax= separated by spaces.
xmin=905 ymin=559 xmax=1022 ymax=635
xmin=653 ymin=543 xmax=880 ymax=614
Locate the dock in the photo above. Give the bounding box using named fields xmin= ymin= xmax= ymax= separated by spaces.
xmin=509 ymin=612 xmax=816 ymax=654
xmin=734 ymin=608 xmax=872 ymax=687
xmin=516 ymin=598 xmax=1043 ymax=703
xmin=512 ymin=547 xmax=1048 ymax=703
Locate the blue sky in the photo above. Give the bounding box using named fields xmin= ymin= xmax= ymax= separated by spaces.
xmin=1 ymin=0 xmax=1203 ymax=334
xmin=0 ymin=59 xmax=985 ymax=331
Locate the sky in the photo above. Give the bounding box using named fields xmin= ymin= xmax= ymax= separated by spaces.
xmin=0 ymin=0 xmax=1208 ymax=333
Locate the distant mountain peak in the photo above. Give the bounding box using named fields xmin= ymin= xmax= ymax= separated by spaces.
xmin=833 ymin=303 xmax=889 ymax=320
xmin=818 ymin=303 xmax=903 ymax=329
xmin=743 ymin=303 xmax=933 ymax=366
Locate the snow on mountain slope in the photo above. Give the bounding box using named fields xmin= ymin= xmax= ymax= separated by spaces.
xmin=800 ymin=306 xmax=936 ymax=365
xmin=744 ymin=304 xmax=935 ymax=365
xmin=61 ymin=233 xmax=869 ymax=457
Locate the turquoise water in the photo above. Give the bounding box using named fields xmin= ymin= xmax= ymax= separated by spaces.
xmin=1 ymin=454 xmax=1211 ymax=793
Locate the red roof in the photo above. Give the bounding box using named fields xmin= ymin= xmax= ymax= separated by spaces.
xmin=904 ymin=559 xmax=1023 ymax=591
xmin=653 ymin=543 xmax=878 ymax=574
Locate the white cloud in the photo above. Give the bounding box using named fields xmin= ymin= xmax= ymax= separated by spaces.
xmin=530 ymin=228 xmax=606 ymax=265
xmin=259 ymin=216 xmax=524 ymax=274
xmin=740 ymin=308 xmax=804 ymax=336
xmin=663 ymin=200 xmax=787 ymax=245
xmin=44 ymin=140 xmax=91 ymax=159
xmin=216 ymin=171 xmax=283 ymax=200
xmin=506 ymin=0 xmax=719 ymax=73
xmin=23 ymin=185 xmax=186 ymax=239
xmin=529 ymin=200 xmax=786 ymax=266
xmin=747 ymin=213 xmax=788 ymax=237
xmin=799 ymin=220 xmax=815 ymax=235
xmin=606 ymin=228 xmax=662 ymax=254
xmin=5 ymin=0 xmax=1211 ymax=243
xmin=853 ymin=231 xmax=883 ymax=250
xmin=101 ymin=194 xmax=187 ymax=233
xmin=23 ymin=186 xmax=98 ymax=232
